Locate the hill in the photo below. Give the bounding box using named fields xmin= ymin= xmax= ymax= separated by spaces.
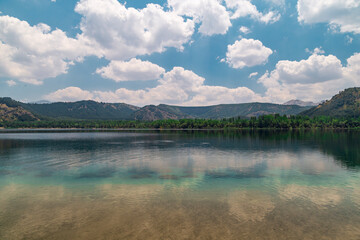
xmin=133 ymin=103 xmax=311 ymax=121
xmin=0 ymin=98 xmax=140 ymax=120
xmin=283 ymin=99 xmax=317 ymax=107
xmin=0 ymin=98 xmax=312 ymax=122
xmin=301 ymin=88 xmax=360 ymax=117
xmin=21 ymin=101 xmax=140 ymax=120
xmin=133 ymin=105 xmax=189 ymax=121
xmin=0 ymin=98 xmax=39 ymax=122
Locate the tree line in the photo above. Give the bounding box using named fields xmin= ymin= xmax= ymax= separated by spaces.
xmin=1 ymin=114 xmax=360 ymax=129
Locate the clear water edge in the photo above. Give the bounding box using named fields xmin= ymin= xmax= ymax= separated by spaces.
xmin=0 ymin=129 xmax=359 ymax=239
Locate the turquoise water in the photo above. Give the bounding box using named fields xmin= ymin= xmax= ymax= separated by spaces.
xmin=0 ymin=130 xmax=359 ymax=239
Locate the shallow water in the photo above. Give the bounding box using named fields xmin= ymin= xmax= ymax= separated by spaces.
xmin=0 ymin=130 xmax=359 ymax=239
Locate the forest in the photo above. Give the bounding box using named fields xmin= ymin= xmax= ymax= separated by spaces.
xmin=1 ymin=114 xmax=360 ymax=129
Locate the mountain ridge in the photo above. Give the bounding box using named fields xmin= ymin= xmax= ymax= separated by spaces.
xmin=0 ymin=98 xmax=40 ymax=122
xmin=283 ymin=99 xmax=317 ymax=107
xmin=0 ymin=97 xmax=311 ymax=121
xmin=300 ymin=88 xmax=360 ymax=117
xmin=133 ymin=102 xmax=311 ymax=121
xmin=5 ymin=86 xmax=360 ymax=122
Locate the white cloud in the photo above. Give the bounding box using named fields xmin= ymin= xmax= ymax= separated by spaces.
xmin=226 ymin=38 xmax=273 ymax=69
xmin=0 ymin=1 xmax=195 ymax=85
xmin=75 ymin=0 xmax=194 ymax=60
xmin=248 ymin=72 xmax=258 ymax=78
xmin=273 ymin=53 xmax=342 ymax=84
xmin=168 ymin=0 xmax=231 ymax=35
xmin=305 ymin=47 xmax=325 ymax=55
xmin=313 ymin=47 xmax=325 ymax=55
xmin=44 ymin=53 xmax=360 ymax=105
xmin=44 ymin=87 xmax=94 ymax=102
xmin=346 ymin=35 xmax=353 ymax=44
xmin=225 ymin=0 xmax=280 ymax=24
xmin=184 ymin=85 xmax=263 ymax=106
xmin=239 ymin=26 xmax=251 ymax=34
xmin=6 ymin=80 xmax=17 ymax=86
xmin=345 ymin=52 xmax=360 ymax=79
xmin=0 ymin=16 xmax=90 ymax=85
xmin=45 ymin=67 xmax=264 ymax=106
xmin=297 ymin=0 xmax=360 ymax=34
xmin=258 ymin=52 xmax=360 ymax=103
xmin=96 ymin=58 xmax=165 ymax=82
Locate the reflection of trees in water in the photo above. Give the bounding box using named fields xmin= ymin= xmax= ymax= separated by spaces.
xmin=167 ymin=129 xmax=360 ymax=169
xmin=0 ymin=129 xmax=359 ymax=171
xmin=311 ymin=131 xmax=360 ymax=168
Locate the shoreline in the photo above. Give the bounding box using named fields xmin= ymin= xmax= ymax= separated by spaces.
xmin=0 ymin=127 xmax=359 ymax=131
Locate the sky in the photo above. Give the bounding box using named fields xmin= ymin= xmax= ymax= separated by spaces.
xmin=0 ymin=0 xmax=359 ymax=106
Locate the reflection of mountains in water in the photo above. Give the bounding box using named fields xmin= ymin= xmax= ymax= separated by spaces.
xmin=0 ymin=130 xmax=359 ymax=171
xmin=179 ymin=130 xmax=360 ymax=169
xmin=129 ymin=130 xmax=359 ymax=169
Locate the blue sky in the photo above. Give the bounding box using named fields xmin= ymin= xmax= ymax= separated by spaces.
xmin=0 ymin=0 xmax=359 ymax=106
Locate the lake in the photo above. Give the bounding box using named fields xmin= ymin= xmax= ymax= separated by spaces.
xmin=0 ymin=129 xmax=359 ymax=239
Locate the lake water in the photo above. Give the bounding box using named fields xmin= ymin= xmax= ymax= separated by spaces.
xmin=0 ymin=129 xmax=359 ymax=239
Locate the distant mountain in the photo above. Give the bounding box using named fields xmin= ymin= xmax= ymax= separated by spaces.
xmin=133 ymin=105 xmax=189 ymax=121
xmin=283 ymin=99 xmax=317 ymax=107
xmin=301 ymin=87 xmax=360 ymax=117
xmin=132 ymin=103 xmax=311 ymax=121
xmin=0 ymin=98 xmax=39 ymax=122
xmin=0 ymin=98 xmax=140 ymax=120
xmin=21 ymin=101 xmax=140 ymax=120
xmin=3 ymin=87 xmax=360 ymax=123
xmin=0 ymin=97 xmax=312 ymax=122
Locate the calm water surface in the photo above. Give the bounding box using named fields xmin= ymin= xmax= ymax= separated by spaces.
xmin=0 ymin=130 xmax=359 ymax=239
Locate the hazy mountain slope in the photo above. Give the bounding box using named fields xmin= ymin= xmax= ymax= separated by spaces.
xmin=133 ymin=105 xmax=190 ymax=121
xmin=301 ymin=88 xmax=360 ymax=117
xmin=283 ymin=100 xmax=317 ymax=107
xmin=0 ymin=98 xmax=141 ymax=120
xmin=21 ymin=101 xmax=140 ymax=120
xmin=195 ymin=103 xmax=310 ymax=118
xmin=133 ymin=103 xmax=311 ymax=121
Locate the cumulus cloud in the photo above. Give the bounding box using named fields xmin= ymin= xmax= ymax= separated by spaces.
xmin=258 ymin=52 xmax=360 ymax=103
xmin=239 ymin=26 xmax=251 ymax=34
xmin=96 ymin=59 xmax=165 ymax=82
xmin=346 ymin=53 xmax=360 ymax=79
xmin=44 ymin=87 xmax=94 ymax=102
xmin=225 ymin=0 xmax=280 ymax=24
xmin=271 ymin=53 xmax=343 ymax=84
xmin=0 ymin=0 xmax=195 ymax=85
xmin=346 ymin=35 xmax=353 ymax=44
xmin=0 ymin=15 xmax=90 ymax=85
xmin=297 ymin=0 xmax=360 ymax=34
xmin=6 ymin=80 xmax=17 ymax=86
xmin=45 ymin=67 xmax=264 ymax=106
xmin=248 ymin=72 xmax=258 ymax=78
xmin=75 ymin=0 xmax=194 ymax=60
xmin=226 ymin=38 xmax=273 ymax=69
xmin=306 ymin=47 xmax=325 ymax=55
xmin=44 ymin=53 xmax=360 ymax=105
xmin=168 ymin=0 xmax=231 ymax=36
